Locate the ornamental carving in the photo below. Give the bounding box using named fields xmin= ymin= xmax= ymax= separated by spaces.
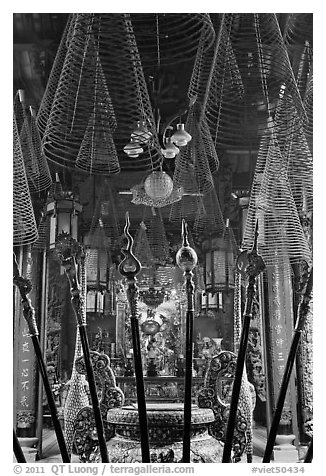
xmin=16 ymin=410 xmax=36 ymax=428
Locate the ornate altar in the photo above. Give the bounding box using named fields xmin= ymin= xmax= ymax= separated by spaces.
xmin=95 ymin=403 xmax=223 ymax=463
xmin=116 ymin=376 xmax=204 ymax=403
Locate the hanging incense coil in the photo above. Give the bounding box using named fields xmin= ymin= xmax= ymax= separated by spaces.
xmin=13 ymin=113 xmax=38 ymax=246
xmin=40 ymin=13 xmax=162 ymax=172
xmin=242 ymin=136 xmax=311 ymax=270
xmin=201 ymin=14 xmax=306 ymax=149
xmin=133 ymin=221 xmax=155 ymax=268
xmin=303 ymin=73 xmax=313 ymax=151
xmin=130 ymin=13 xmax=215 ymax=68
xmin=172 ymin=102 xmax=219 ymax=195
xmin=89 ymin=180 xmax=121 ymax=249
xmin=168 ymin=192 xmax=201 ymax=227
xmin=15 ymin=91 xmax=52 ymax=193
xmin=143 ymin=208 xmax=171 ymax=266
xmin=283 ymin=13 xmax=313 ymax=74
xmin=193 ymin=187 xmax=225 ymax=236
xmin=279 ymin=125 xmax=313 ymax=216
xmin=32 ymin=209 xmax=50 ymax=251
xmin=37 ymin=15 xmax=75 ymax=138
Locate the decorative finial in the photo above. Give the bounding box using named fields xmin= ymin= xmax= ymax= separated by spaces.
xmin=118 ymin=212 xmax=141 ymax=279
xmin=237 ymin=220 xmax=265 ymax=279
xmin=176 ymin=219 xmax=198 ymax=273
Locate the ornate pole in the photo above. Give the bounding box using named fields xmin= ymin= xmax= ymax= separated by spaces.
xmin=54 ymin=234 xmax=108 ymax=463
xmin=13 ymin=429 xmax=26 ymax=463
xmin=13 ymin=253 xmax=70 ymax=463
xmin=176 ymin=219 xmax=198 ymax=463
xmin=118 ymin=212 xmax=150 ymax=462
xmin=304 ymin=437 xmax=313 ymax=463
xmin=222 ymin=222 xmax=265 ymax=462
xmin=263 ymin=268 xmax=313 ymax=462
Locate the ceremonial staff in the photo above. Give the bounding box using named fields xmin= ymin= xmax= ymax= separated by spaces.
xmin=222 ymin=222 xmax=265 ymax=462
xmin=54 ymin=234 xmax=108 ymax=463
xmin=13 ymin=429 xmax=26 ymax=463
xmin=13 ymin=253 xmax=70 ymax=463
xmin=304 ymin=437 xmax=313 ymax=463
xmin=176 ymin=219 xmax=198 ymax=463
xmin=118 ymin=212 xmax=150 ymax=462
xmin=263 ymin=267 xmax=313 ymax=462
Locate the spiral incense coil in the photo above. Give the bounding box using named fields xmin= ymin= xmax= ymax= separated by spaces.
xmin=202 ymin=14 xmax=306 ymax=149
xmin=89 ymin=180 xmax=121 ymax=248
xmin=143 ymin=208 xmax=171 ymax=266
xmin=193 ymin=187 xmax=225 ymax=236
xmin=36 ymin=15 xmax=75 ymax=138
xmin=130 ymin=13 xmax=215 ymax=68
xmin=168 ymin=192 xmax=201 ymax=227
xmin=303 ymin=73 xmax=313 ymax=151
xmin=279 ymin=126 xmax=313 ymax=216
xmin=242 ymin=136 xmax=311 ymax=270
xmin=283 ymin=13 xmax=313 ymax=75
xmin=41 ymin=13 xmax=162 ymax=172
xmin=172 ymin=102 xmax=219 ymax=195
xmin=187 ymin=14 xmax=221 ymax=104
xmin=32 ymin=211 xmax=50 ymax=251
xmin=133 ymin=221 xmax=155 ymax=268
xmin=13 ymin=113 xmax=38 ymax=247
xmin=15 ymin=91 xmax=52 ymax=193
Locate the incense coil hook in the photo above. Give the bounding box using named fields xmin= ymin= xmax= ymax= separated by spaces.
xmin=118 ymin=212 xmax=141 ymax=280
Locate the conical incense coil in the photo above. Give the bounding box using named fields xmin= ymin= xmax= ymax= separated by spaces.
xmin=173 ymin=102 xmax=219 ymax=195
xmin=19 ymin=107 xmax=52 ymax=193
xmin=13 ymin=113 xmax=38 ymax=247
xmin=202 ymin=14 xmax=306 ymax=149
xmin=283 ymin=13 xmax=313 ymax=76
xmin=130 ymin=13 xmax=215 ymax=67
xmin=279 ymin=125 xmax=313 ymax=215
xmin=89 ymin=180 xmax=121 ymax=248
xmin=41 ymin=14 xmax=162 ymax=172
xmin=242 ymin=137 xmax=311 ymax=269
xmin=37 ymin=15 xmax=75 ymax=138
xmin=133 ymin=221 xmax=155 ymax=268
xmin=194 ymin=187 xmax=225 ymax=236
xmin=143 ymin=208 xmax=171 ymax=266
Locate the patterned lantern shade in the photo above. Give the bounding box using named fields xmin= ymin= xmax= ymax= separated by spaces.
xmin=202 ymin=219 xmax=238 ymax=294
xmin=46 ymin=174 xmax=82 ymax=250
xmin=144 ymin=170 xmax=174 ymax=200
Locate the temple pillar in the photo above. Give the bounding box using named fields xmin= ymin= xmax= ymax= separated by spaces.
xmin=264 ymin=256 xmax=299 ymax=462
xmin=14 ymin=245 xmax=43 ymax=460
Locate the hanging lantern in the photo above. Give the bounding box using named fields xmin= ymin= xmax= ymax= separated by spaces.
xmin=84 ymin=225 xmax=110 ymax=314
xmin=123 ymin=138 xmax=144 ymax=157
xmin=161 ymin=137 xmax=180 ymax=159
xmin=131 ymin=120 xmax=153 ymax=145
xmin=171 ymin=123 xmax=192 ymax=146
xmin=144 ymin=170 xmax=174 ymax=200
xmin=202 ymin=219 xmax=237 ymax=294
xmin=46 ymin=173 xmax=82 ymax=249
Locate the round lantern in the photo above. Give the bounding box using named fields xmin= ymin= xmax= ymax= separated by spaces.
xmin=144 ymin=170 xmax=174 ymax=200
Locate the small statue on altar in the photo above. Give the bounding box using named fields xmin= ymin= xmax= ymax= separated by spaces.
xmin=146 ymin=337 xmax=158 ymax=376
